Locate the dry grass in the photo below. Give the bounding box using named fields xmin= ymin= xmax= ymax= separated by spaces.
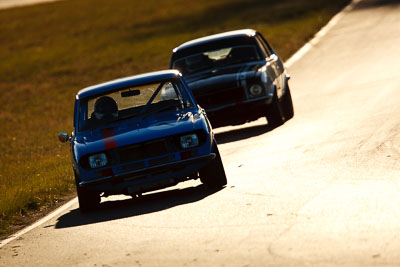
xmin=0 ymin=0 xmax=350 ymax=236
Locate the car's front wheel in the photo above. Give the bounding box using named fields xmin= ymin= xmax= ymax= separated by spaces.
xmin=199 ymin=141 xmax=227 ymax=188
xmin=75 ymin=174 xmax=100 ymax=212
xmin=266 ymin=90 xmax=285 ymax=127
xmin=281 ymin=85 xmax=294 ymax=120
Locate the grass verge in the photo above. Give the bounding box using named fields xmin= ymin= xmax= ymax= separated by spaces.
xmin=0 ymin=0 xmax=350 ymax=238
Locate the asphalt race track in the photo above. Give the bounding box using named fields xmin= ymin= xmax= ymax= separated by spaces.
xmin=1 ymin=0 xmax=400 ymax=266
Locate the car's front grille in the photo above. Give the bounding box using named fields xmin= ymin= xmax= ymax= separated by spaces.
xmin=119 ymin=161 xmax=146 ymax=171
xmin=194 ymin=86 xmax=244 ymax=108
xmin=148 ymin=155 xmax=175 ymax=167
xmin=117 ymin=139 xmax=172 ymax=164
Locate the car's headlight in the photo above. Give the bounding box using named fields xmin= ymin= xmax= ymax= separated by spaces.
xmin=180 ymin=134 xmax=199 ymax=149
xmin=89 ymin=153 xmax=108 ymax=168
xmin=249 ymin=84 xmax=263 ymax=97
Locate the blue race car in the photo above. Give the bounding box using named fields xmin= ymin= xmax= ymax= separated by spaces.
xmin=58 ymin=70 xmax=227 ymax=212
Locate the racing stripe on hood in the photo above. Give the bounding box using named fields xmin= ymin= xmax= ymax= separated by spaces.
xmin=101 ymin=128 xmax=118 ymax=150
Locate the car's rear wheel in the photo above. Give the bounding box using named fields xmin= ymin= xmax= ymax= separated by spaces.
xmin=281 ymin=85 xmax=294 ymax=120
xmin=266 ymin=90 xmax=285 ymax=127
xmin=75 ymin=173 xmax=100 ymax=212
xmin=199 ymin=141 xmax=227 ymax=188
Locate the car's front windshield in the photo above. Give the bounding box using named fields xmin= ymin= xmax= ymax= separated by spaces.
xmin=173 ymin=45 xmax=262 ymax=76
xmin=78 ymin=80 xmax=193 ymax=131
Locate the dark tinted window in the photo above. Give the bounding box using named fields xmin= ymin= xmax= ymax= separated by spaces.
xmin=173 ymin=45 xmax=262 ymax=75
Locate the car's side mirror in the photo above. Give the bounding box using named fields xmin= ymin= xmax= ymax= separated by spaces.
xmin=58 ymin=132 xmax=70 ymax=143
xmin=267 ymin=54 xmax=278 ymax=63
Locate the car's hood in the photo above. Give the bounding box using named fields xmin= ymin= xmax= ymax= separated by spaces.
xmin=184 ymin=61 xmax=265 ymax=92
xmin=75 ymin=111 xmax=199 ymax=154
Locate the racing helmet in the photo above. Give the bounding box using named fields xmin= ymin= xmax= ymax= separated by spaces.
xmin=93 ymin=96 xmax=118 ymax=120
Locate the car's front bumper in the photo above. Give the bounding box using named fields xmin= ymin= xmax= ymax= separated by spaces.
xmin=79 ymin=153 xmax=215 ymax=194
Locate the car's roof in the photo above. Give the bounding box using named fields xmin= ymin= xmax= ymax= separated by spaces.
xmin=173 ymin=29 xmax=257 ymax=52
xmin=77 ymin=70 xmax=181 ymax=99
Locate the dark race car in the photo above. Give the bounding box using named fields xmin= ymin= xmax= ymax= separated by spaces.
xmin=169 ymin=29 xmax=294 ymax=128
xmin=58 ymin=70 xmax=227 ymax=212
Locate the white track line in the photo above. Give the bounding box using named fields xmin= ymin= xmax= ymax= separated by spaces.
xmin=0 ymin=0 xmax=63 ymax=10
xmin=0 ymin=0 xmax=362 ymax=249
xmin=285 ymin=0 xmax=362 ymax=68
xmin=0 ymin=198 xmax=77 ymax=248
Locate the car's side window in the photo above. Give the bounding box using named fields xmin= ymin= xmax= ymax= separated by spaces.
xmin=160 ymin=83 xmax=178 ymax=100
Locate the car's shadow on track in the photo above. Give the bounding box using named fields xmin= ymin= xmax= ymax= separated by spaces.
xmin=55 ymin=184 xmax=223 ymax=229
xmin=215 ymin=123 xmax=275 ymax=145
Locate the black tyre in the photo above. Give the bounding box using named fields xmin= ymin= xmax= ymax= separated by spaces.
xmin=199 ymin=141 xmax=227 ymax=188
xmin=266 ymin=90 xmax=284 ymax=127
xmin=75 ymin=173 xmax=100 ymax=212
xmin=77 ymin=186 xmax=100 ymax=212
xmin=281 ymin=86 xmax=294 ymax=120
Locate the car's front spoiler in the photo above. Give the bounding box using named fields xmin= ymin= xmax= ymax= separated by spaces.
xmin=79 ymin=153 xmax=216 ymax=188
